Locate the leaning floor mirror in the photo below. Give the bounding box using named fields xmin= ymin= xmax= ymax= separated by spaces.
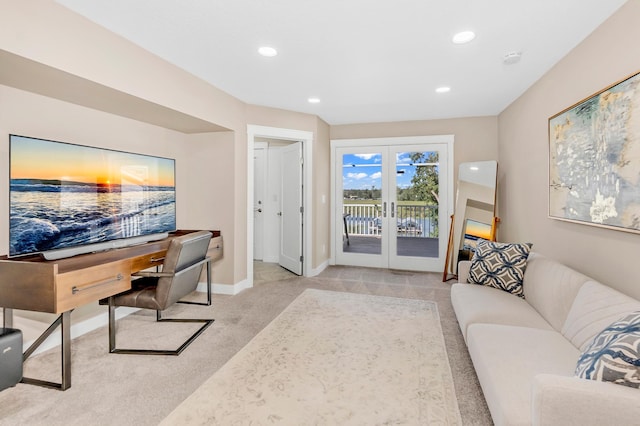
xmin=443 ymin=160 xmax=498 ymax=281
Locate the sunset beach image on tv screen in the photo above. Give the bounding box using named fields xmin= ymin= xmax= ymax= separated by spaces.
xmin=9 ymin=135 xmax=176 ymax=257
xmin=462 ymin=219 xmax=493 ymax=252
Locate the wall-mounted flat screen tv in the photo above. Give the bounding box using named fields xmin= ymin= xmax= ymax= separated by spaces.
xmin=9 ymin=135 xmax=176 ymax=259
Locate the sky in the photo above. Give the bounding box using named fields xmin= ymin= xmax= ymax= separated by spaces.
xmin=342 ymin=152 xmax=430 ymax=190
xmin=10 ymin=135 xmax=175 ymax=187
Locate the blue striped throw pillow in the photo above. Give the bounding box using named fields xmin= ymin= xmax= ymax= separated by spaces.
xmin=575 ymin=310 xmax=640 ymax=389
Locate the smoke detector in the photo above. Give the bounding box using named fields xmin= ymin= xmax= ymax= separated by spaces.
xmin=503 ymin=51 xmax=522 ymax=65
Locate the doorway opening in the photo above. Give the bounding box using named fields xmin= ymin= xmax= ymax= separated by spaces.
xmin=253 ymin=139 xmax=303 ymax=275
xmin=247 ymin=125 xmax=313 ymax=286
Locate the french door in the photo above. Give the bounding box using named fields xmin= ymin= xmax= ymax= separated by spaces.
xmin=333 ymin=137 xmax=451 ymax=272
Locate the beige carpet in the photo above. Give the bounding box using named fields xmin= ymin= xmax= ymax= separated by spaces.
xmin=161 ymin=289 xmax=462 ymax=425
xmin=0 ymin=266 xmax=491 ymax=425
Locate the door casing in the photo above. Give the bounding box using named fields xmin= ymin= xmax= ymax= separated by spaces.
xmin=247 ymin=125 xmax=313 ymax=286
xmin=253 ymin=142 xmax=267 ymax=260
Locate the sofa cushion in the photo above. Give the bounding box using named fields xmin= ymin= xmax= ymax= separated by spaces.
xmin=521 ymin=253 xmax=591 ymax=332
xmin=467 ymin=240 xmax=532 ymax=298
xmin=562 ymin=281 xmax=640 ymax=351
xmin=575 ymin=310 xmax=640 ymax=389
xmin=466 ymin=324 xmax=580 ymax=426
xmin=451 ymin=283 xmax=553 ymax=342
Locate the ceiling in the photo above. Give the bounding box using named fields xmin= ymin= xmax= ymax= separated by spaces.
xmin=55 ymin=0 xmax=627 ymax=125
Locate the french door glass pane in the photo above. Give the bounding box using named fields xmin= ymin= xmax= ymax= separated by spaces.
xmin=394 ymin=150 xmax=439 ymax=258
xmin=342 ymin=152 xmax=382 ymax=255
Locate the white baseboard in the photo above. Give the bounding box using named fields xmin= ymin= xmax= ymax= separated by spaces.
xmin=197 ymin=279 xmax=252 ymax=296
xmin=232 ymin=278 xmax=252 ymax=294
xmin=308 ymin=259 xmax=329 ymax=277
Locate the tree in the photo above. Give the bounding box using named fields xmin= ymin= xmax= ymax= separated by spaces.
xmin=397 ymin=152 xmax=439 ymax=204
xmin=397 ymin=152 xmax=439 ymax=235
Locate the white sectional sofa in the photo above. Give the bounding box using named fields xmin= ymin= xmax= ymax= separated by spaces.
xmin=451 ymin=252 xmax=640 ymax=426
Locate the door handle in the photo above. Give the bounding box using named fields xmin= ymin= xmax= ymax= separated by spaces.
xmin=391 ymin=202 xmax=395 ymax=218
xmin=383 ymin=202 xmax=387 ymax=218
xmin=254 ymin=208 xmax=262 ymax=213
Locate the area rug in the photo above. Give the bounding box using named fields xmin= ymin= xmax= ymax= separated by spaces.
xmin=161 ymin=289 xmax=462 ymax=425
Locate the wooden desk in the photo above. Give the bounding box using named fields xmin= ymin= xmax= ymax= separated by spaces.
xmin=0 ymin=230 xmax=222 ymax=390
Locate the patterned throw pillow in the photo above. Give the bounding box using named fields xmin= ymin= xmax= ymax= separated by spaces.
xmin=467 ymin=240 xmax=532 ymax=298
xmin=575 ymin=310 xmax=640 ymax=389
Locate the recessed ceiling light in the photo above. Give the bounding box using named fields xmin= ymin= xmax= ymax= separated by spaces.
xmin=452 ymin=31 xmax=476 ymax=44
xmin=258 ymin=46 xmax=278 ymax=57
xmin=307 ymin=97 xmax=321 ymax=104
xmin=435 ymin=86 xmax=451 ymax=94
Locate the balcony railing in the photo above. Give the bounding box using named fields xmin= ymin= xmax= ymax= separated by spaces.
xmin=343 ymin=203 xmax=438 ymax=238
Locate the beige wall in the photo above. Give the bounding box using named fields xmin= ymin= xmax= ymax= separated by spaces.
xmin=498 ymin=0 xmax=640 ymax=300
xmin=4 ymin=0 xmax=637 ymax=297
xmin=0 ymin=0 xmax=243 ymax=131
xmin=314 ymin=118 xmax=331 ymax=268
xmin=0 ymin=85 xmax=177 ymax=242
xmin=0 ymin=0 xmax=247 ymax=284
xmin=0 ymin=0 xmax=329 ymax=285
xmin=182 ymin=132 xmax=237 ymax=283
xmin=0 ymin=86 xmax=236 ymax=284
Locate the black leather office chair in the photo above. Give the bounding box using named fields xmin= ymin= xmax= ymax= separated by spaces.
xmin=103 ymin=230 xmax=214 ymax=355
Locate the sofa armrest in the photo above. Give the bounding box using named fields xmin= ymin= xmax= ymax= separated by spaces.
xmin=532 ymin=374 xmax=640 ymax=426
xmin=457 ymin=261 xmax=471 ymax=283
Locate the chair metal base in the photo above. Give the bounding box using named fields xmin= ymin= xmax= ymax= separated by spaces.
xmin=3 ymin=309 xmax=72 ymax=390
xmin=108 ymin=301 xmax=213 ymax=356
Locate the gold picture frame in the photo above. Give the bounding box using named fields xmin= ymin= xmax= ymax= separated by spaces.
xmin=548 ymin=70 xmax=640 ymax=234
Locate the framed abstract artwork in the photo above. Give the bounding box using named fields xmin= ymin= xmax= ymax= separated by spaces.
xmin=549 ymin=70 xmax=640 ymax=234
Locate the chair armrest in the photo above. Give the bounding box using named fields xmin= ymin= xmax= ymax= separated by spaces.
xmin=133 ymin=257 xmax=211 ymax=279
xmin=132 ymin=271 xmax=174 ymax=278
xmin=457 ymin=261 xmax=471 ymax=283
xmin=532 ymin=374 xmax=640 ymax=426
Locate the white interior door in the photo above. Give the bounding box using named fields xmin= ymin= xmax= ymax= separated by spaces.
xmin=334 ymin=139 xmax=450 ymax=272
xmin=279 ymin=142 xmax=303 ymax=275
xmin=261 ymin=147 xmax=282 ymax=263
xmin=253 ymin=144 xmax=266 ymax=260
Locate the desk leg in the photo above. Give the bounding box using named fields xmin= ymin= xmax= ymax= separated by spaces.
xmin=61 ymin=311 xmax=71 ymax=390
xmin=2 ymin=307 xmax=13 ymax=328
xmin=21 ymin=310 xmax=72 ymax=391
